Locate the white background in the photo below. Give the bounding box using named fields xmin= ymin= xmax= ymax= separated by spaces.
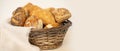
xmin=0 ymin=0 xmax=120 ymax=51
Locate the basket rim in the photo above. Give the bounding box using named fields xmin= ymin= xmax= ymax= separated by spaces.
xmin=31 ymin=20 xmax=72 ymax=32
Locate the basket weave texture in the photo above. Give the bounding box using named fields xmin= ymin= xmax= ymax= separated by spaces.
xmin=29 ymin=20 xmax=72 ymax=50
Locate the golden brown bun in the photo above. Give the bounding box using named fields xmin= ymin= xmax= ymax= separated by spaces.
xmin=23 ymin=3 xmax=42 ymax=16
xmin=11 ymin=7 xmax=27 ymax=26
xmin=23 ymin=3 xmax=59 ymax=27
xmin=51 ymin=8 xmax=71 ymax=23
xmin=24 ymin=16 xmax=43 ymax=29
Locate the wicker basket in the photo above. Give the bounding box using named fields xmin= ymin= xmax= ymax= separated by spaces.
xmin=29 ymin=20 xmax=72 ymax=50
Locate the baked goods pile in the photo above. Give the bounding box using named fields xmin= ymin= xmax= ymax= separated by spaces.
xmin=10 ymin=3 xmax=71 ymax=29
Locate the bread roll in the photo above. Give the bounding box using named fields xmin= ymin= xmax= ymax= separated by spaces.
xmin=50 ymin=8 xmax=71 ymax=23
xmin=24 ymin=16 xmax=43 ymax=29
xmin=23 ymin=3 xmax=59 ymax=27
xmin=11 ymin=7 xmax=27 ymax=26
xmin=23 ymin=3 xmax=42 ymax=16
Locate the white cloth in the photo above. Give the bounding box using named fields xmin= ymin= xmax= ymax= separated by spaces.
xmin=0 ymin=19 xmax=40 ymax=51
